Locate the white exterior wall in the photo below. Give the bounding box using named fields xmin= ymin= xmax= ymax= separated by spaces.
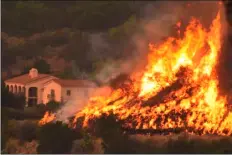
xmin=61 ymin=87 xmax=96 ymax=103
xmin=43 ymin=82 xmax=96 ymax=104
xmin=43 ymin=81 xmax=62 ymax=104
xmin=61 ymin=87 xmax=84 ymax=103
xmin=5 ymin=76 xmax=97 ymax=106
xmin=25 ymin=77 xmax=56 ymax=104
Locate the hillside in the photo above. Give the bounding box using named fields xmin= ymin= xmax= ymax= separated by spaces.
xmin=1 ymin=1 xmax=146 ymax=79
xmin=1 ymin=1 xmax=232 ymax=81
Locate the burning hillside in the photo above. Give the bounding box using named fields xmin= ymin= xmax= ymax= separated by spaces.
xmin=39 ymin=3 xmax=232 ymax=136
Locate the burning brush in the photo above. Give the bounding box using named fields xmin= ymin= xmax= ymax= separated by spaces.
xmin=39 ymin=111 xmax=56 ymax=126
xmin=39 ymin=6 xmax=232 ymax=136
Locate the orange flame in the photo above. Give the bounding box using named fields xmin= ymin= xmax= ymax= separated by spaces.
xmin=40 ymin=9 xmax=232 ymax=136
xmin=39 ymin=111 xmax=56 ymax=126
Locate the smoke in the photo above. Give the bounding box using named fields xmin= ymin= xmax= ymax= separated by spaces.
xmin=88 ymin=32 xmax=111 ymax=61
xmin=218 ymin=2 xmax=232 ymax=95
xmin=129 ymin=1 xmax=186 ymax=73
xmin=134 ymin=1 xmax=184 ymax=42
xmin=92 ymin=2 xmax=220 ymax=85
xmin=86 ymin=1 xmax=187 ymax=85
xmin=132 ymin=1 xmax=223 ymax=48
xmin=53 ymin=2 xmax=186 ymax=121
xmin=53 ymin=1 xmax=228 ymax=122
xmin=55 ymin=86 xmax=113 ymax=123
xmin=94 ymin=58 xmax=138 ymax=84
xmin=55 ymin=89 xmax=92 ymax=123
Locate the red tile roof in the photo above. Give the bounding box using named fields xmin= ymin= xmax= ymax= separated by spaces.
xmin=5 ymin=74 xmax=53 ymax=85
xmin=52 ymin=79 xmax=96 ymax=87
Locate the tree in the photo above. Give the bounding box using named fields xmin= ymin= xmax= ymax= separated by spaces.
xmin=1 ymin=39 xmax=17 ymax=69
xmin=1 ymin=80 xmax=12 ymax=108
xmin=45 ymin=100 xmax=63 ymax=112
xmin=21 ymin=41 xmax=44 ymax=59
xmin=108 ymin=15 xmax=137 ymax=40
xmin=78 ymin=130 xmax=94 ymax=153
xmin=55 ymin=67 xmax=76 ymax=79
xmin=33 ymin=59 xmax=51 ymax=74
xmin=65 ymin=2 xmax=134 ymax=30
xmin=37 ymin=121 xmax=77 ymax=154
xmin=2 ymin=1 xmax=136 ymax=36
xmin=61 ymin=31 xmax=93 ymax=72
xmin=1 ymin=110 xmax=10 ymax=151
xmin=22 ymin=59 xmax=51 ymax=74
xmin=1 ymin=80 xmax=26 ymax=109
xmin=18 ymin=121 xmax=38 ymax=142
xmin=2 ymin=1 xmax=50 ymax=36
xmin=22 ymin=66 xmax=31 ymax=75
xmin=92 ymin=113 xmax=134 ymax=153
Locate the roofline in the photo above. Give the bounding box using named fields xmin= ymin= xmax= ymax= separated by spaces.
xmin=4 ymin=74 xmax=49 ymax=82
xmin=24 ymin=75 xmax=58 ymax=86
xmin=43 ymin=79 xmax=61 ymax=87
xmin=25 ymin=75 xmax=57 ymax=85
xmin=43 ymin=79 xmax=82 ymax=88
xmin=43 ymin=79 xmax=97 ymax=88
xmin=4 ymin=81 xmax=26 ymax=86
xmin=4 ymin=73 xmax=29 ymax=82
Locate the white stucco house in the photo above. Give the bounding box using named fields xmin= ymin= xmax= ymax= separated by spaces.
xmin=4 ymin=68 xmax=97 ymax=106
xmin=42 ymin=79 xmax=96 ymax=104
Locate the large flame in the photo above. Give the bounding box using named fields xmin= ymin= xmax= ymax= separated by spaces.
xmin=39 ymin=8 xmax=232 ymax=136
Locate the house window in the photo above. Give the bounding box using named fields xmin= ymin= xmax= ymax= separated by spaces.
xmin=51 ymin=89 xmax=55 ymax=95
xmin=50 ymin=89 xmax=55 ymax=100
xmin=67 ymin=90 xmax=71 ymax=96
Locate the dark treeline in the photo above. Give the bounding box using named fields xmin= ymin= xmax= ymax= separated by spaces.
xmin=1 ymin=1 xmax=232 ymax=80
xmin=1 ymin=1 xmax=149 ymax=79
xmin=1 ymin=1 xmax=146 ymax=36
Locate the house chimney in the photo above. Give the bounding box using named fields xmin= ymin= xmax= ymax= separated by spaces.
xmin=29 ymin=68 xmax=39 ymax=78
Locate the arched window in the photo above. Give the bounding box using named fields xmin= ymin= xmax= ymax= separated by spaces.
xmin=6 ymin=85 xmax=9 ymax=91
xmin=10 ymin=85 xmax=13 ymax=92
xmin=50 ymin=89 xmax=55 ymax=101
xmin=22 ymin=87 xmax=26 ymax=93
xmin=14 ymin=85 xmax=17 ymax=93
xmin=18 ymin=86 xmax=22 ymax=94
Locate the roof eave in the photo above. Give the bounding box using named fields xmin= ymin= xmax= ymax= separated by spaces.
xmin=25 ymin=76 xmax=58 ymax=86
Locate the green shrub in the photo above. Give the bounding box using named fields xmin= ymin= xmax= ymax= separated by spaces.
xmin=7 ymin=120 xmax=20 ymax=138
xmin=1 ymin=81 xmax=26 ymax=110
xmin=36 ymin=104 xmax=47 ymax=114
xmin=71 ymin=137 xmax=104 ymax=154
xmin=80 ymin=131 xmax=94 ymax=153
xmin=4 ymin=138 xmax=38 ymax=154
xmin=18 ymin=121 xmax=38 ymax=142
xmin=24 ymin=104 xmax=46 ymax=116
xmin=1 ymin=110 xmax=10 ymax=151
xmin=210 ymin=137 xmax=232 ymax=153
xmin=71 ymin=131 xmax=94 ymax=154
xmin=37 ymin=121 xmax=77 ymax=154
xmin=45 ymin=101 xmax=63 ymax=112
xmin=92 ymin=113 xmax=134 ymax=153
xmin=127 ymin=137 xmax=165 ymax=154
xmin=24 ymin=107 xmax=41 ymax=116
